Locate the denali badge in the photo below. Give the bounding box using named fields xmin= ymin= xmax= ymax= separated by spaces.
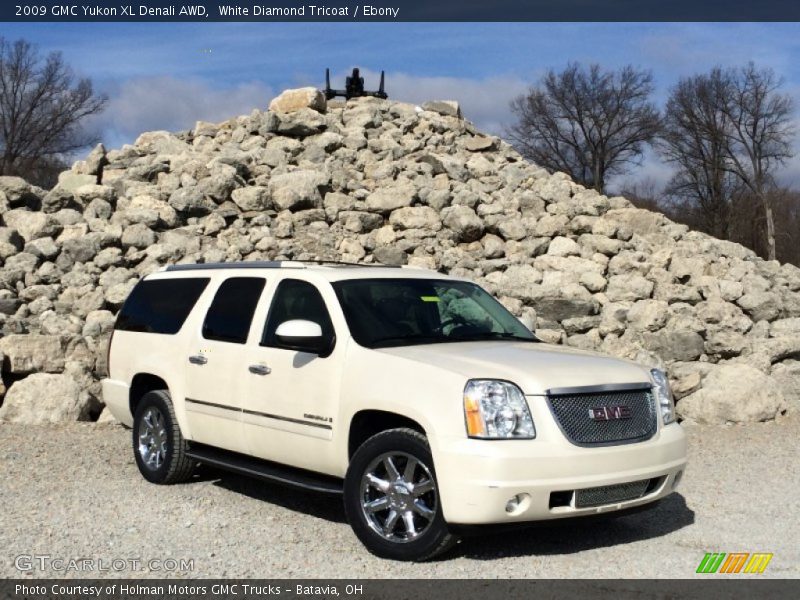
xmin=589 ymin=406 xmax=632 ymax=421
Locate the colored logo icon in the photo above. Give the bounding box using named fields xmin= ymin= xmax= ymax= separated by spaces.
xmin=696 ymin=552 xmax=773 ymax=574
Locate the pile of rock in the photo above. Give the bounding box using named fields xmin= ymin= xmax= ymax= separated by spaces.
xmin=1 ymin=87 xmax=798 ymax=425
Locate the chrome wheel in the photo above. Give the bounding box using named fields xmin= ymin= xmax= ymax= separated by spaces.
xmin=360 ymin=451 xmax=437 ymax=543
xmin=137 ymin=406 xmax=168 ymax=470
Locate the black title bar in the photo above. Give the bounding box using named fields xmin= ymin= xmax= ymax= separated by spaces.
xmin=3 ymin=0 xmax=800 ymax=22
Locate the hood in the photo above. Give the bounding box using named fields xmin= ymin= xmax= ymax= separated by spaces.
xmin=377 ymin=341 xmax=652 ymax=395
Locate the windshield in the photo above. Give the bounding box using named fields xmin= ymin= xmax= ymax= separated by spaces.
xmin=332 ymin=278 xmax=537 ymax=349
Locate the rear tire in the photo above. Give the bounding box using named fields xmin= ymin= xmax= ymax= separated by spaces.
xmin=132 ymin=390 xmax=195 ymax=484
xmin=344 ymin=428 xmax=458 ymax=561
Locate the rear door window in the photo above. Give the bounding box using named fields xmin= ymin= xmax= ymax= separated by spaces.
xmin=116 ymin=278 xmax=210 ymax=334
xmin=202 ymin=277 xmax=266 ymax=344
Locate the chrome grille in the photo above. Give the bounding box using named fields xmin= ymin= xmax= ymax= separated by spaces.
xmin=547 ymin=386 xmax=657 ymax=446
xmin=575 ymin=479 xmax=651 ymax=508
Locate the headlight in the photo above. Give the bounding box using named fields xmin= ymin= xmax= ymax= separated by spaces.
xmin=464 ymin=380 xmax=535 ymax=439
xmin=651 ymin=368 xmax=676 ymax=425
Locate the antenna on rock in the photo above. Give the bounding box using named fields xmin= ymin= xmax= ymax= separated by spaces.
xmin=324 ymin=67 xmax=388 ymax=100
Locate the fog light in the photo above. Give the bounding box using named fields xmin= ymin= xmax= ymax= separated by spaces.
xmin=505 ymin=495 xmax=521 ymax=513
xmin=504 ymin=493 xmax=531 ymax=515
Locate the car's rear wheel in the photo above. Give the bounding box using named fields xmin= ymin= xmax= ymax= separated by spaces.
xmin=132 ymin=390 xmax=195 ymax=484
xmin=344 ymin=428 xmax=457 ymax=561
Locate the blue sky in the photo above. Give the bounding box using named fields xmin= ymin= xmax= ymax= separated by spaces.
xmin=6 ymin=22 xmax=800 ymax=190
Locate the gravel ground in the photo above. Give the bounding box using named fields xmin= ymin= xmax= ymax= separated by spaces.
xmin=0 ymin=418 xmax=798 ymax=579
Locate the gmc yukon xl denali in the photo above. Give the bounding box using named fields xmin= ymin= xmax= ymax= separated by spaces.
xmin=103 ymin=261 xmax=687 ymax=561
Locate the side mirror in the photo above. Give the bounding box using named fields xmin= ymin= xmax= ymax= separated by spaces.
xmin=275 ymin=319 xmax=325 ymax=355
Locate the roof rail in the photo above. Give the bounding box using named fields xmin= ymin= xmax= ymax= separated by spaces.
xmin=296 ymin=259 xmax=400 ymax=268
xmin=164 ymin=261 xmax=297 ymax=272
xmin=162 ymin=260 xmax=401 ymax=272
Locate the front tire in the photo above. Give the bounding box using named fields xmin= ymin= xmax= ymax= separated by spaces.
xmin=132 ymin=390 xmax=195 ymax=484
xmin=344 ymin=428 xmax=457 ymax=561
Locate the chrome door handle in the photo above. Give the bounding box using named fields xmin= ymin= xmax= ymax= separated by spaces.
xmin=248 ymin=364 xmax=271 ymax=375
xmin=188 ymin=355 xmax=208 ymax=365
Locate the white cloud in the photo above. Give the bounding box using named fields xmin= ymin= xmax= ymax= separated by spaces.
xmin=89 ymin=76 xmax=275 ymax=148
xmin=608 ymin=156 xmax=675 ymax=196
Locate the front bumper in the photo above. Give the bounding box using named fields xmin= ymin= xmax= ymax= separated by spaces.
xmin=432 ymin=420 xmax=687 ymax=525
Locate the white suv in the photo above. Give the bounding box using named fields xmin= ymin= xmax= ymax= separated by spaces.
xmin=103 ymin=261 xmax=687 ymax=561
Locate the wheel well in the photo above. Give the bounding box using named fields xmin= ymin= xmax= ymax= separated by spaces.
xmin=129 ymin=373 xmax=169 ymax=416
xmin=348 ymin=410 xmax=426 ymax=458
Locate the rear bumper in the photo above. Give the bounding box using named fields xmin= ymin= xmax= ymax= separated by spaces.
xmin=101 ymin=378 xmax=132 ymax=427
xmin=433 ymin=422 xmax=687 ymax=525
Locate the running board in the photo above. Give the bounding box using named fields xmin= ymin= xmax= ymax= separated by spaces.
xmin=186 ymin=443 xmax=343 ymax=495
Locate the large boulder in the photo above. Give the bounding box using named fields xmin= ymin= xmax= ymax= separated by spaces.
xmin=641 ymin=329 xmax=705 ymax=362
xmin=276 ymin=109 xmax=327 ymax=137
xmin=677 ymin=364 xmax=787 ymax=424
xmin=421 ymin=100 xmax=462 ymax=118
xmin=522 ymin=284 xmax=597 ymax=322
xmin=604 ymin=207 xmax=666 ymax=237
xmin=134 ymin=130 xmax=190 ymax=155
xmin=0 ymin=176 xmax=38 ymax=206
xmin=0 ymin=227 xmax=24 ymax=259
xmin=56 ymin=171 xmax=97 ymax=194
xmin=77 ymin=143 xmax=108 ymax=178
xmin=737 ymin=290 xmax=782 ymax=322
xmin=626 ymin=299 xmax=669 ymax=332
xmin=0 ymin=334 xmax=65 ymax=374
xmin=606 ymin=273 xmax=655 ymax=302
xmin=2 ymin=209 xmax=62 ymax=242
xmin=268 ymin=87 xmax=327 ymax=114
xmin=366 ymin=184 xmax=416 ymax=214
xmin=0 ymin=373 xmax=94 ymax=424
xmin=269 ymin=170 xmax=328 ymax=211
xmin=373 ymin=246 xmax=408 ymax=266
xmin=770 ymin=360 xmax=800 ymax=414
xmin=389 ymin=206 xmax=442 ymax=231
xmin=443 ymin=205 xmax=484 ymax=242
xmin=231 ymin=186 xmax=271 ymax=212
xmin=168 ymin=187 xmax=216 ymax=216
xmin=770 ymin=317 xmax=800 ymax=337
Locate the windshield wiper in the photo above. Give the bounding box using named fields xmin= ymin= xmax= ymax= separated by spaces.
xmin=450 ymin=331 xmax=539 ymax=343
xmin=370 ymin=334 xmax=450 ymax=348
xmin=371 ymin=331 xmax=539 ymax=348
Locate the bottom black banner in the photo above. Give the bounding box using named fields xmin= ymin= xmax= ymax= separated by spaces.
xmin=1 ymin=580 xmax=796 ymax=600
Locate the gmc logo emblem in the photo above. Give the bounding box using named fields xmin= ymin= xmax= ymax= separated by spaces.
xmin=589 ymin=406 xmax=632 ymax=421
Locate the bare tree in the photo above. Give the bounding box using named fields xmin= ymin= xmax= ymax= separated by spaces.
xmin=659 ymin=70 xmax=743 ymax=239
xmin=507 ymin=63 xmax=661 ymax=193
xmin=0 ymin=37 xmax=106 ymax=185
xmin=656 ymin=64 xmax=794 ymax=260
xmin=717 ymin=63 xmax=794 ymax=261
xmin=771 ymin=187 xmax=800 ymax=266
xmin=616 ymin=177 xmax=664 ymax=213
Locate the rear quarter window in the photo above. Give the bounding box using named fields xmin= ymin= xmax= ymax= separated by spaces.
xmin=115 ymin=277 xmax=210 ymax=334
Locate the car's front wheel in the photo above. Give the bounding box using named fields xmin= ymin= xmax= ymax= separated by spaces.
xmin=344 ymin=428 xmax=457 ymax=561
xmin=132 ymin=390 xmax=195 ymax=484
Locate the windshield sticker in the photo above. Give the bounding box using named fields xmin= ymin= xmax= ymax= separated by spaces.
xmin=420 ymin=296 xmax=440 ymax=302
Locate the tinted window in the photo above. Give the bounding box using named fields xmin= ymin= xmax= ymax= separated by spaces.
xmin=202 ymin=277 xmax=266 ymax=344
xmin=116 ymin=278 xmax=210 ymax=335
xmin=332 ymin=278 xmax=536 ymax=348
xmin=262 ymin=279 xmax=335 ymax=348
